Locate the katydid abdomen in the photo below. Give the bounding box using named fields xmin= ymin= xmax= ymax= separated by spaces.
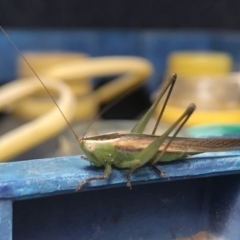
xmin=79 ymin=132 xmax=240 ymax=166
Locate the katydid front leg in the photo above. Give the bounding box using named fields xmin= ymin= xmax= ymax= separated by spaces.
xmin=126 ymin=104 xmax=196 ymax=188
xmin=76 ymin=165 xmax=112 ymax=191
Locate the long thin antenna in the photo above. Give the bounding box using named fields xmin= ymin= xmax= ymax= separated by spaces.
xmin=0 ymin=26 xmax=79 ymax=141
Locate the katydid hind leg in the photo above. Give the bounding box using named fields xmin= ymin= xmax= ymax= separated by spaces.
xmin=151 ymin=103 xmax=196 ymax=175
xmin=76 ymin=165 xmax=112 ymax=191
xmin=127 ymin=103 xmax=196 ymax=184
xmin=153 ymin=104 xmax=195 ymax=164
xmin=131 ymin=74 xmax=177 ymax=134
xmin=151 ymin=74 xmax=176 ymax=135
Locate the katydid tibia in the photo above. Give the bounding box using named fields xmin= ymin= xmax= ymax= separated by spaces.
xmin=2 ymin=27 xmax=240 ymax=191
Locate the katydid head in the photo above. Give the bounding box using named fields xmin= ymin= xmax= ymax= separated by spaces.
xmin=78 ymin=133 xmax=119 ymax=167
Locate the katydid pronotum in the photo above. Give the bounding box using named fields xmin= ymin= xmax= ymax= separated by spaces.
xmin=2 ymin=27 xmax=240 ymax=191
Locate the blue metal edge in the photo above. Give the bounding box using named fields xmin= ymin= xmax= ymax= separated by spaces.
xmin=1 ymin=151 xmax=240 ymax=200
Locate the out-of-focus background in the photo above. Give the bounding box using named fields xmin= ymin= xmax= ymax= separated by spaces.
xmin=2 ymin=0 xmax=240 ymax=161
xmin=2 ymin=2 xmax=240 ymax=240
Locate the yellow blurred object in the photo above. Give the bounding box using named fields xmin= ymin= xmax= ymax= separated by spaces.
xmin=15 ymin=53 xmax=153 ymax=121
xmin=0 ymin=78 xmax=76 ymax=162
xmin=154 ymin=51 xmax=240 ymax=126
xmin=167 ymin=76 xmax=240 ymax=110
xmin=167 ymin=51 xmax=232 ymax=77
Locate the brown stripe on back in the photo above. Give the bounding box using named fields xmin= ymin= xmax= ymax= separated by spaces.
xmin=113 ymin=133 xmax=240 ymax=153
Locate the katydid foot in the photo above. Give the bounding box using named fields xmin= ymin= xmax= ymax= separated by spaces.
xmin=151 ymin=164 xmax=165 ymax=177
xmin=76 ymin=164 xmax=112 ymax=191
xmin=126 ymin=172 xmax=133 ymax=189
xmin=125 ymin=162 xmax=142 ymax=190
xmin=76 ymin=175 xmax=108 ymax=191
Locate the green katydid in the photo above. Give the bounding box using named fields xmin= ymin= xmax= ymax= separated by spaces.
xmin=2 ymin=27 xmax=240 ymax=191
xmin=77 ymin=74 xmax=240 ymax=190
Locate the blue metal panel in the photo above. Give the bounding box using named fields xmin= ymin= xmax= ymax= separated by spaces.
xmin=13 ymin=175 xmax=240 ymax=240
xmin=0 ymin=151 xmax=238 ymax=239
xmin=0 ymin=200 xmax=12 ymax=240
xmin=208 ymin=175 xmax=240 ymax=239
xmin=12 ymin=178 xmax=211 ymax=240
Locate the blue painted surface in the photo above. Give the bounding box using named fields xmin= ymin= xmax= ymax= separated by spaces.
xmin=0 ymin=151 xmax=237 ymax=239
xmin=0 ymin=152 xmax=240 ymax=238
xmin=1 ymin=29 xmax=240 ymax=92
xmin=0 ymin=152 xmax=240 ymax=200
